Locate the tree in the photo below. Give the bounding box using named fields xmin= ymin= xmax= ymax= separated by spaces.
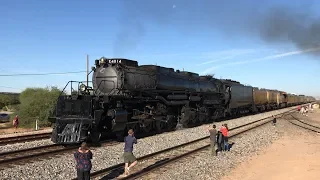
xmin=0 ymin=94 xmax=20 ymax=110
xmin=18 ymin=86 xmax=63 ymax=127
xmin=204 ymin=73 xmax=215 ymax=77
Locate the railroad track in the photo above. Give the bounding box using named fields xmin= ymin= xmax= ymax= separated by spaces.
xmin=71 ymin=109 xmax=297 ymax=180
xmin=0 ymin=132 xmax=52 ymax=146
xmin=0 ymin=140 xmax=120 ymax=170
xmin=287 ymin=114 xmax=320 ymax=133
xmin=0 ymin=105 xmax=303 ymax=173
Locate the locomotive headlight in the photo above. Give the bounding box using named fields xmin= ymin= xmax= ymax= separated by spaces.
xmin=79 ymin=83 xmax=87 ymax=92
xmin=99 ymin=57 xmax=106 ymax=65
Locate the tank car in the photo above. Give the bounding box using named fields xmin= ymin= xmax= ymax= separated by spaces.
xmin=50 ymin=57 xmax=228 ymax=144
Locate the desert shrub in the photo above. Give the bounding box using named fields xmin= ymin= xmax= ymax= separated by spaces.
xmin=18 ymin=86 xmax=63 ymax=128
xmin=0 ymin=94 xmax=20 ymax=110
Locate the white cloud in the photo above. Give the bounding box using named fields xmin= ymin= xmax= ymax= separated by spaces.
xmin=197 ymin=48 xmax=272 ymax=66
xmin=201 ymin=47 xmax=320 ymax=75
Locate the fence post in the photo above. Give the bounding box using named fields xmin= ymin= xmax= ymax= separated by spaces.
xmin=35 ymin=118 xmax=39 ymax=131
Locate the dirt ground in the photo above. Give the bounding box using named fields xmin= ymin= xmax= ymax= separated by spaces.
xmin=0 ymin=122 xmax=52 ymax=134
xmin=0 ymin=125 xmax=50 ymax=135
xmin=305 ymin=108 xmax=320 ymax=123
xmin=0 ymin=111 xmax=52 ymax=135
xmin=221 ymin=108 xmax=320 ymax=180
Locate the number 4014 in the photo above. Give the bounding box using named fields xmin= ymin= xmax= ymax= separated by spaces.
xmin=108 ymin=59 xmax=122 ymax=64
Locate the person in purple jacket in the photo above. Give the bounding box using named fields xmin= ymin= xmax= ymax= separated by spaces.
xmin=74 ymin=142 xmax=93 ymax=180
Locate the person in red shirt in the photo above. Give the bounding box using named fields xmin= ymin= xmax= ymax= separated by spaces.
xmin=13 ymin=115 xmax=19 ymax=133
xmin=220 ymin=124 xmax=230 ymax=151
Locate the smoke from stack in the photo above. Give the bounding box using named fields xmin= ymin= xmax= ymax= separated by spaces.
xmin=113 ymin=0 xmax=320 ymax=57
xmin=256 ymin=6 xmax=320 ymax=52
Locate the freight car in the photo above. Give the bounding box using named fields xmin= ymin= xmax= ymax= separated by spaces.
xmin=253 ymin=88 xmax=268 ymax=112
xmin=277 ymin=91 xmax=288 ymax=108
xmin=287 ymin=94 xmax=296 ymax=106
xmin=50 ymin=57 xmax=316 ymax=145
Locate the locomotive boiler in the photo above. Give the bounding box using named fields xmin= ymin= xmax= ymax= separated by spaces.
xmin=51 ymin=57 xmax=228 ymax=144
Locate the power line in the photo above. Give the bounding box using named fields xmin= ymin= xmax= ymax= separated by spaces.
xmin=0 ymin=86 xmax=23 ymax=90
xmin=0 ymin=71 xmax=86 ymax=77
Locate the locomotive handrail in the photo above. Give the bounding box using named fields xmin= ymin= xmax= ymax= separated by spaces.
xmin=50 ymin=81 xmax=75 ymax=118
xmin=58 ymin=80 xmax=93 ymax=96
xmin=50 ymin=80 xmax=93 ymax=118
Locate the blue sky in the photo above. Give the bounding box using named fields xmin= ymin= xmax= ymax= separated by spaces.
xmin=0 ymin=0 xmax=319 ymax=97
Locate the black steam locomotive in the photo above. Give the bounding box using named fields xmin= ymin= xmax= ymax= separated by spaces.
xmin=51 ymin=57 xmax=230 ymax=144
xmin=50 ymin=57 xmax=314 ymax=144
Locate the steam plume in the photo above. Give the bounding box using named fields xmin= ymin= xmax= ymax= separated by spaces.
xmin=114 ymin=1 xmax=320 ymax=57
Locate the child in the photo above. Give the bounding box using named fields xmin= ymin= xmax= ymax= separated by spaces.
xmin=74 ymin=142 xmax=93 ymax=180
xmin=216 ymin=131 xmax=224 ymax=152
xmin=272 ymin=115 xmax=277 ymax=126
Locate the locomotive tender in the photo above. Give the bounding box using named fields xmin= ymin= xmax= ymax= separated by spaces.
xmin=50 ymin=57 xmax=316 ymax=144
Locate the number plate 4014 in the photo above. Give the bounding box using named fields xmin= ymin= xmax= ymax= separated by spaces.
xmin=108 ymin=59 xmax=122 ymax=64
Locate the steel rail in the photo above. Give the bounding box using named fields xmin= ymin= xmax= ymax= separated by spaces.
xmin=0 ymin=132 xmax=51 ymax=145
xmin=0 ymin=140 xmax=118 ymax=168
xmin=121 ymin=116 xmax=282 ymax=180
xmin=290 ymin=114 xmax=320 ymax=130
xmin=287 ymin=115 xmax=320 ymax=133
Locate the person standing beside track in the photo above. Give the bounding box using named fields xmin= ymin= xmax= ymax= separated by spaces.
xmin=121 ymin=129 xmax=138 ymax=177
xmin=220 ymin=124 xmax=230 ymax=151
xmin=216 ymin=130 xmax=224 ymax=152
xmin=206 ymin=124 xmax=218 ymax=156
xmin=13 ymin=115 xmax=19 ymax=133
xmin=272 ymin=115 xmax=277 ymax=126
xmin=74 ymin=142 xmax=93 ymax=180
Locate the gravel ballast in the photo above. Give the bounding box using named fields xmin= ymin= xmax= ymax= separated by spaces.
xmin=137 ymin=116 xmax=304 ymax=180
xmin=0 ymin=106 xmax=299 ymax=180
xmin=0 ymin=139 xmax=54 ymax=154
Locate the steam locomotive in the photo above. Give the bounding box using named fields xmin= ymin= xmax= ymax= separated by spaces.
xmin=50 ymin=57 xmax=315 ymax=144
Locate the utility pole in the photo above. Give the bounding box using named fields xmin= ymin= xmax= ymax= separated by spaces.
xmin=86 ymin=54 xmax=89 ymax=87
